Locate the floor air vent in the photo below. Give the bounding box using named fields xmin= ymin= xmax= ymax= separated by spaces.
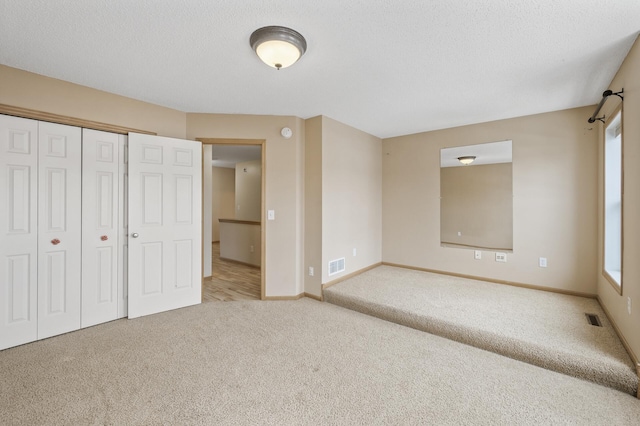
xmin=585 ymin=313 xmax=602 ymax=327
xmin=328 ymin=258 xmax=345 ymax=276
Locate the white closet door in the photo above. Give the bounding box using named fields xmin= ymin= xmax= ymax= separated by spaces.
xmin=128 ymin=133 xmax=202 ymax=319
xmin=81 ymin=129 xmax=120 ymax=328
xmin=0 ymin=115 xmax=39 ymax=350
xmin=118 ymin=135 xmax=128 ymax=319
xmin=37 ymin=122 xmax=82 ymax=340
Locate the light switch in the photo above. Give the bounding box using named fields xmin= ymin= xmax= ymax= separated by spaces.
xmin=268 ymin=210 xmax=275 ymax=220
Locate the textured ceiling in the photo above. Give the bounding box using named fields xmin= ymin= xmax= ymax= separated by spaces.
xmin=1 ymin=1 xmax=638 ymax=138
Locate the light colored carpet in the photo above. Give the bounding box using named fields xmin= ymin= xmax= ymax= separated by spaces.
xmin=1 ymin=299 xmax=639 ymax=425
xmin=324 ymin=265 xmax=638 ymax=396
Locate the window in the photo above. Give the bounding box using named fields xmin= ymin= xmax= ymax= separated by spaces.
xmin=603 ymin=106 xmax=623 ymax=292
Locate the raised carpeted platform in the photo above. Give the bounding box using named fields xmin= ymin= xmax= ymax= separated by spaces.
xmin=2 ymin=298 xmax=640 ymax=424
xmin=324 ymin=265 xmax=638 ymax=395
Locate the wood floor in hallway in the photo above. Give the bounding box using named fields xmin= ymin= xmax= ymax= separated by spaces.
xmin=203 ymin=242 xmax=261 ymax=302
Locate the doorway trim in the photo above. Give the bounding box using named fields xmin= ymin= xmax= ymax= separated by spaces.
xmin=197 ymin=138 xmax=266 ymax=300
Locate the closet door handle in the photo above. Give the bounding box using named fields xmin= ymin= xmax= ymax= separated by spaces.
xmin=51 ymin=239 xmax=61 ymax=245
xmin=131 ymin=233 xmax=139 ymax=238
xmin=100 ymin=235 xmax=108 ymax=241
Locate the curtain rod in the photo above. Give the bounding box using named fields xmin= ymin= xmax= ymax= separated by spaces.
xmin=588 ymin=89 xmax=624 ymax=123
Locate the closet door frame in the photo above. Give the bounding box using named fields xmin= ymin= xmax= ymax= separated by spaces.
xmin=0 ymin=107 xmax=209 ymax=350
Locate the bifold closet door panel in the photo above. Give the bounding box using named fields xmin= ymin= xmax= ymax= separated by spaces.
xmin=0 ymin=115 xmax=39 ymax=350
xmin=118 ymin=135 xmax=128 ymax=319
xmin=37 ymin=121 xmax=82 ymax=340
xmin=81 ymin=129 xmax=120 ymax=328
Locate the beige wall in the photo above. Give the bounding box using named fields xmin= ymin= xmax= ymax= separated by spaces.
xmin=321 ymin=116 xmax=383 ymax=283
xmin=219 ymin=222 xmax=261 ymax=267
xmin=383 ymin=106 xmax=598 ymax=295
xmin=304 ymin=116 xmax=323 ymax=296
xmin=0 ymin=65 xmax=186 ymax=138
xmin=597 ymin=36 xmax=640 ymax=363
xmin=305 ymin=116 xmax=383 ymax=295
xmin=187 ymin=114 xmax=305 ymax=297
xmin=212 ymin=166 xmax=236 ymax=242
xmin=235 ymin=160 xmax=262 ymax=222
xmin=441 ymin=163 xmax=513 ymax=250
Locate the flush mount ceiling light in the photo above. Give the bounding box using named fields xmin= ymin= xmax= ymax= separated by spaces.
xmin=250 ymin=26 xmax=307 ymax=70
xmin=457 ymin=156 xmax=476 ymax=165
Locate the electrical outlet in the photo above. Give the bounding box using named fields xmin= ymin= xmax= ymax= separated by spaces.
xmin=353 ymin=248 xmax=357 ymax=256
xmin=474 ymin=250 xmax=481 ymax=260
xmin=457 ymin=231 xmax=462 ymax=237
xmin=267 ymin=210 xmax=275 ymax=220
xmin=628 ymin=297 xmax=632 ymax=315
xmin=539 ymin=257 xmax=547 ymax=268
xmin=309 ymin=267 xmax=314 ymax=277
xmin=495 ymin=252 xmax=507 ymax=263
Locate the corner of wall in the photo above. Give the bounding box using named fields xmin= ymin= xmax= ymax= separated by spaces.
xmin=303 ymin=116 xmax=324 ymax=297
xmin=320 ymin=116 xmax=383 ymax=284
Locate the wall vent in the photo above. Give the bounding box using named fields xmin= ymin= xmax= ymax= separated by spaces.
xmin=328 ymin=258 xmax=345 ymax=276
xmin=585 ymin=313 xmax=602 ymax=327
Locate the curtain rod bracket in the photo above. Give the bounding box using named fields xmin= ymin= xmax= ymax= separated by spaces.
xmin=587 ymin=88 xmax=623 ymax=123
xmin=612 ymin=89 xmax=624 ymax=101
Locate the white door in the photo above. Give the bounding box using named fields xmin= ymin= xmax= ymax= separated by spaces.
xmin=0 ymin=115 xmax=39 ymax=350
xmin=37 ymin=121 xmax=82 ymax=340
xmin=127 ymin=133 xmax=202 ymax=318
xmin=81 ymin=129 xmax=120 ymax=328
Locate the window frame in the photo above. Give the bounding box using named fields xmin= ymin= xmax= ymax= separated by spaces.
xmin=602 ymin=103 xmax=623 ymax=294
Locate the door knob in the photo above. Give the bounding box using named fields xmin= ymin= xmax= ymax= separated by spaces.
xmin=131 ymin=233 xmax=139 ymax=238
xmin=51 ymin=238 xmax=61 ymax=245
xmin=100 ymin=235 xmax=108 ymax=241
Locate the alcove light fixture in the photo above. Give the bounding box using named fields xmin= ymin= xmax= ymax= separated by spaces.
xmin=250 ymin=26 xmax=307 ymax=70
xmin=457 ymin=156 xmax=476 ymax=165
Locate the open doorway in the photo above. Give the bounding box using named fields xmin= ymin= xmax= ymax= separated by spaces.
xmin=199 ymin=138 xmax=265 ymax=301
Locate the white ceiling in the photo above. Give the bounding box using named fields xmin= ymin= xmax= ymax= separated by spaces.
xmin=1 ymin=1 xmax=638 ymax=138
xmin=211 ymin=145 xmax=261 ymax=168
xmin=440 ymin=140 xmax=511 ymax=168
